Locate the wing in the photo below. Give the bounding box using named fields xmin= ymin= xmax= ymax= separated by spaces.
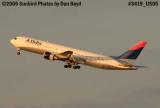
xmin=43 ymin=51 xmax=86 ymax=69
xmin=44 ymin=51 xmax=115 ymax=69
xmin=56 ymin=51 xmax=73 ymax=59
xmin=44 ymin=51 xmax=73 ymax=60
xmin=72 ymin=55 xmax=87 ymax=64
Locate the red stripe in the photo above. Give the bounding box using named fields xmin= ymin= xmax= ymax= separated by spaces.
xmin=129 ymin=41 xmax=147 ymax=50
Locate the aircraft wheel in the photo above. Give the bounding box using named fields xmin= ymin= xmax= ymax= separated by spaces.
xmin=73 ymin=66 xmax=77 ymax=69
xmin=73 ymin=65 xmax=81 ymax=69
xmin=77 ymin=65 xmax=81 ymax=69
xmin=64 ymin=65 xmax=68 ymax=68
xmin=17 ymin=51 xmax=20 ymax=55
xmin=68 ymin=64 xmax=72 ymax=68
xmin=64 ymin=64 xmax=72 ymax=68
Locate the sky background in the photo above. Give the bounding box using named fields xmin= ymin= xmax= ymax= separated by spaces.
xmin=0 ymin=0 xmax=160 ymax=108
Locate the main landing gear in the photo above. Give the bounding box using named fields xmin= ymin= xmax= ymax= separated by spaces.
xmin=64 ymin=64 xmax=72 ymax=68
xmin=73 ymin=65 xmax=80 ymax=69
xmin=64 ymin=64 xmax=81 ymax=69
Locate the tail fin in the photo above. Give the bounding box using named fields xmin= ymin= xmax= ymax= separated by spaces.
xmin=117 ymin=41 xmax=147 ymax=59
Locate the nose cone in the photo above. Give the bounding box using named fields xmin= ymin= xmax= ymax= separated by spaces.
xmin=10 ymin=39 xmax=16 ymax=47
xmin=10 ymin=39 xmax=14 ymax=45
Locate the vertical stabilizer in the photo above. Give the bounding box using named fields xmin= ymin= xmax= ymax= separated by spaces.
xmin=117 ymin=41 xmax=147 ymax=59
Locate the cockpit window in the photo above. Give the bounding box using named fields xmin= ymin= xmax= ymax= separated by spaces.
xmin=14 ymin=37 xmax=17 ymax=40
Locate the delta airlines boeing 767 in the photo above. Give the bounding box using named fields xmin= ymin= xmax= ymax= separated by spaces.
xmin=10 ymin=36 xmax=147 ymax=70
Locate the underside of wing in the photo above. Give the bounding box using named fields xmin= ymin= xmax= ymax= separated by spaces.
xmin=56 ymin=51 xmax=73 ymax=59
xmin=43 ymin=50 xmax=84 ymax=69
xmin=43 ymin=51 xmax=73 ymax=60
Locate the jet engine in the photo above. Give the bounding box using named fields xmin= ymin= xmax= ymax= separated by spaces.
xmin=43 ymin=52 xmax=58 ymax=60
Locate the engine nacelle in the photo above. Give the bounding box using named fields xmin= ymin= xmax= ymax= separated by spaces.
xmin=44 ymin=52 xmax=58 ymax=60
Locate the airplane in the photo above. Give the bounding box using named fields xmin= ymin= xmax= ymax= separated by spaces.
xmin=10 ymin=36 xmax=147 ymax=70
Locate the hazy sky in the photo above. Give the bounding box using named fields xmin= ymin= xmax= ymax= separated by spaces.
xmin=0 ymin=0 xmax=160 ymax=108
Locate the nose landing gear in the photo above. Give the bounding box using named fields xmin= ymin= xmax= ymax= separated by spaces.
xmin=17 ymin=49 xmax=21 ymax=55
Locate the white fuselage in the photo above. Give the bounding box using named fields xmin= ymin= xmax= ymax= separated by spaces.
xmin=10 ymin=36 xmax=136 ymax=70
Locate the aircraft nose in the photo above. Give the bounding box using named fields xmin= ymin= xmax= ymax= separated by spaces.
xmin=10 ymin=39 xmax=13 ymax=44
xmin=10 ymin=39 xmax=15 ymax=46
